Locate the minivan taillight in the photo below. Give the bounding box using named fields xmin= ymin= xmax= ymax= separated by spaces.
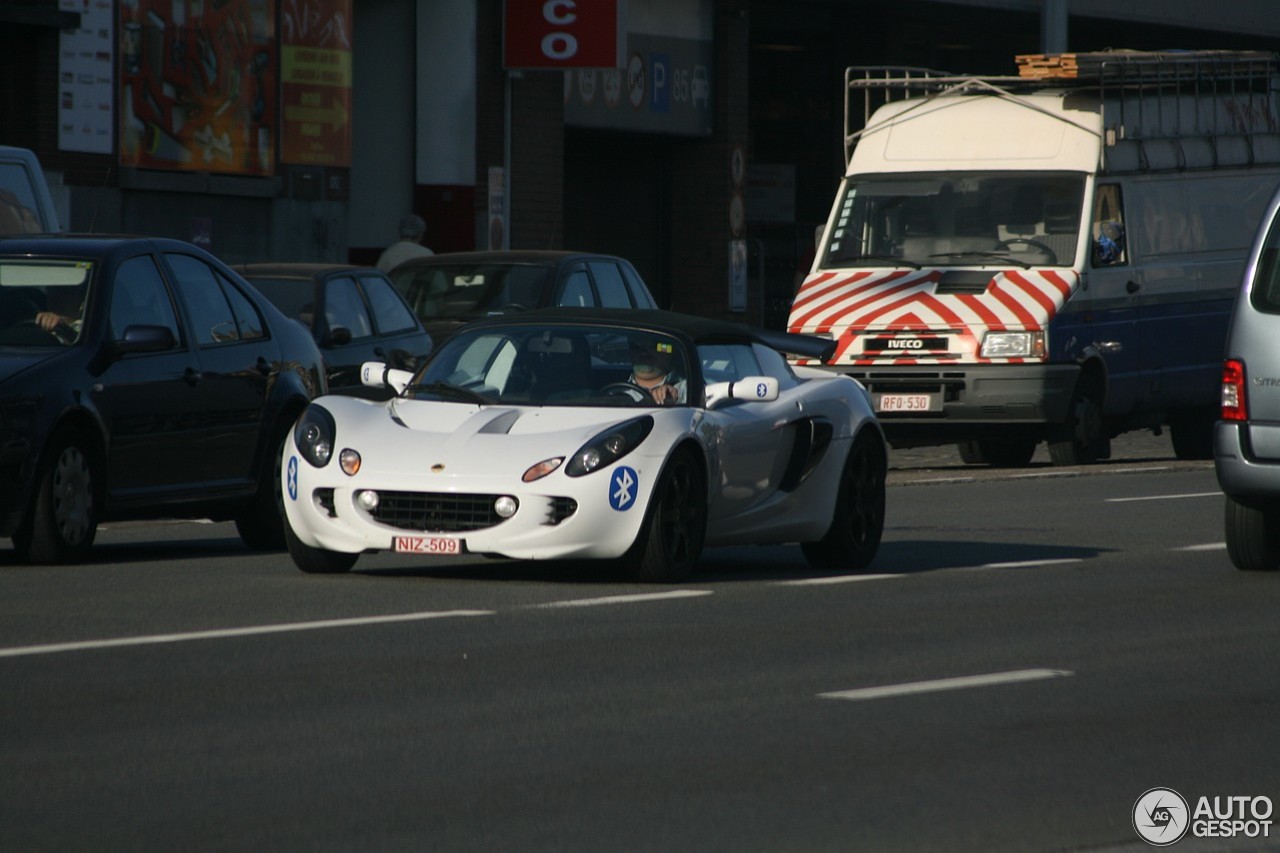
xmin=1222 ymin=359 xmax=1248 ymax=421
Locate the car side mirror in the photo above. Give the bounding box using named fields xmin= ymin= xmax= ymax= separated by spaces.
xmin=361 ymin=360 xmax=413 ymax=395
xmin=113 ymin=324 xmax=176 ymax=354
xmin=704 ymin=375 xmax=780 ymax=409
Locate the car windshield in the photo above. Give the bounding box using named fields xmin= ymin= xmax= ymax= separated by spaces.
xmin=243 ymin=276 xmax=315 ymax=328
xmin=824 ymin=172 xmax=1085 ymax=268
xmin=391 ymin=262 xmax=553 ymax=320
xmin=408 ymin=324 xmax=690 ymax=407
xmin=0 ymin=259 xmax=92 ymax=346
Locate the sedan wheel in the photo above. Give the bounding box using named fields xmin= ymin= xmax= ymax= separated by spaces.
xmin=285 ymin=521 xmax=359 ymax=574
xmin=15 ymin=436 xmax=98 ymax=564
xmin=802 ymin=430 xmax=886 ymax=572
xmin=623 ymin=449 xmax=706 ymax=583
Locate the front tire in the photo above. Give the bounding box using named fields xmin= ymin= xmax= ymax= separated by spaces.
xmin=285 ymin=521 xmax=359 ymax=574
xmin=1047 ymin=381 xmax=1106 ymax=466
xmin=14 ymin=433 xmax=98 ymax=564
xmin=956 ymin=438 xmax=1037 ymax=467
xmin=802 ymin=429 xmax=887 ymax=571
xmin=621 ymin=448 xmax=706 ymax=583
xmin=235 ymin=424 xmax=290 ymax=551
xmin=1224 ymin=495 xmax=1280 ymax=571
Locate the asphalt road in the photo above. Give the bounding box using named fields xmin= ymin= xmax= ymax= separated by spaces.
xmin=2 ymin=432 xmax=1270 ymax=851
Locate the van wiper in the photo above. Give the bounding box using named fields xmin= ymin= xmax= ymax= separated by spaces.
xmin=837 ymin=253 xmax=921 ymax=270
xmin=928 ymin=251 xmax=1032 ymax=269
xmin=413 ymin=381 xmax=490 ymax=403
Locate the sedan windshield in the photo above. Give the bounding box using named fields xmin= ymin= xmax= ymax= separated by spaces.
xmin=410 ymin=324 xmax=689 ymax=407
xmin=824 ymin=172 xmax=1086 ymax=268
xmin=0 ymin=259 xmax=91 ymax=346
xmin=392 ymin=263 xmax=553 ymax=321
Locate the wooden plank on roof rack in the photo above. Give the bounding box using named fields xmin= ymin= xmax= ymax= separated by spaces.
xmin=1015 ymin=49 xmax=1278 ymax=81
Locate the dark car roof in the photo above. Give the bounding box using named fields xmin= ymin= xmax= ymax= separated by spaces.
xmin=234 ymin=262 xmax=375 ymax=279
xmin=390 ymin=250 xmax=629 ymax=269
xmin=461 ymin=307 xmax=836 ymax=360
xmin=0 ymin=233 xmax=207 ymax=259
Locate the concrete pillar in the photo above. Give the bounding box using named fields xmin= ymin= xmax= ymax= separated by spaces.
xmin=1041 ymin=0 xmax=1068 ymax=54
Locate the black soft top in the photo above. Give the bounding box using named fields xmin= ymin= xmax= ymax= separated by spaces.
xmin=461 ymin=307 xmax=836 ymax=361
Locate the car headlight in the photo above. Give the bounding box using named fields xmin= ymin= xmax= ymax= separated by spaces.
xmin=565 ymin=415 xmax=654 ymax=477
xmin=294 ymin=405 xmax=336 ymax=468
xmin=980 ymin=331 xmax=1045 ymax=359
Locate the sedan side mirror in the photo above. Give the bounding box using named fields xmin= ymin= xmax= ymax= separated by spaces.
xmin=114 ymin=324 xmax=177 ymax=354
xmin=323 ymin=326 xmax=353 ymax=347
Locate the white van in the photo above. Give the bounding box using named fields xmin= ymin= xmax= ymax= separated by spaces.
xmin=788 ymin=51 xmax=1280 ymax=465
xmin=0 ymin=146 xmax=61 ymax=235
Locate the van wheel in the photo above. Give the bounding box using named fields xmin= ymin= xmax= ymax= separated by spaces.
xmin=1224 ymin=495 xmax=1280 ymax=571
xmin=1169 ymin=407 xmax=1216 ymax=460
xmin=1047 ymin=383 xmax=1104 ymax=465
xmin=14 ymin=433 xmax=98 ymax=564
xmin=955 ymin=438 xmax=1036 ymax=467
xmin=802 ymin=430 xmax=887 ymax=571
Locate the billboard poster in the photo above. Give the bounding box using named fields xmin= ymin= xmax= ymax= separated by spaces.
xmin=59 ymin=0 xmax=115 ymax=155
xmin=280 ymin=0 xmax=352 ymax=166
xmin=119 ymin=0 xmax=276 ymax=175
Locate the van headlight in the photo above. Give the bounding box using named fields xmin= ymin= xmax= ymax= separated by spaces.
xmin=981 ymin=331 xmax=1045 ymax=359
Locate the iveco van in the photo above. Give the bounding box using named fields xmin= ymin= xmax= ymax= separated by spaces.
xmin=1216 ymin=184 xmax=1280 ymax=571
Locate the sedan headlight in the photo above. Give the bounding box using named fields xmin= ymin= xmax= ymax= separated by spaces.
xmin=294 ymin=405 xmax=336 ymax=468
xmin=980 ymin=331 xmax=1045 ymax=359
xmin=565 ymin=416 xmax=654 ymax=477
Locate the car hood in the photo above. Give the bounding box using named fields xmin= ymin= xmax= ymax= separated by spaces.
xmin=317 ymin=395 xmax=674 ymax=478
xmin=0 ymin=348 xmax=64 ymax=385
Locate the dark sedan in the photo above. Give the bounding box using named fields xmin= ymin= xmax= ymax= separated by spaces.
xmin=387 ymin=250 xmax=657 ymax=343
xmin=0 ymin=235 xmax=325 ymax=563
xmin=234 ymin=263 xmax=432 ymax=397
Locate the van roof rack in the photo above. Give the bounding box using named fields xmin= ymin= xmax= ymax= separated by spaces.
xmin=845 ymin=50 xmax=1280 ymax=171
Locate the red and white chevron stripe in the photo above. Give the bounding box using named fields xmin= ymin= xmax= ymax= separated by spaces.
xmin=788 ymin=267 xmax=1079 ymax=366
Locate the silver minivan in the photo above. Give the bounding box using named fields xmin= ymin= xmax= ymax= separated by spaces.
xmin=1216 ymin=186 xmax=1280 ymax=570
xmin=0 ymin=146 xmax=60 ymax=234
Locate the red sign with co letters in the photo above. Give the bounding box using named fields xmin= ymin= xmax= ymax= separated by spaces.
xmin=504 ymin=0 xmax=621 ymax=69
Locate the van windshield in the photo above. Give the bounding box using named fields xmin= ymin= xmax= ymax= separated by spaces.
xmin=823 ymin=172 xmax=1086 ymax=269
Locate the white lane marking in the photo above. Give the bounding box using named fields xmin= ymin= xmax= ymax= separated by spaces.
xmin=1106 ymin=491 xmax=1220 ymax=503
xmin=779 ymin=574 xmax=902 ymax=586
xmin=820 ymin=668 xmax=1074 ymax=702
xmin=0 ymin=610 xmax=495 ymax=660
xmin=535 ymin=590 xmax=712 ymax=608
xmin=979 ymin=558 xmax=1083 ymax=569
xmin=1176 ymin=542 xmax=1227 ymax=552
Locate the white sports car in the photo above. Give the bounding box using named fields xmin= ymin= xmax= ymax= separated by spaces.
xmin=281 ymin=308 xmax=887 ymax=581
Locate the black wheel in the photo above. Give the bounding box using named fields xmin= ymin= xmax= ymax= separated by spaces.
xmin=955 ymin=438 xmax=1036 ymax=467
xmin=235 ymin=424 xmax=290 ymax=551
xmin=1169 ymin=407 xmax=1216 ymax=460
xmin=14 ymin=433 xmax=98 ymax=564
xmin=1224 ymin=495 xmax=1280 ymax=571
xmin=285 ymin=520 xmax=359 ymax=574
xmin=802 ymin=430 xmax=887 ymax=571
xmin=1047 ymin=381 xmax=1105 ymax=466
xmin=621 ymin=448 xmax=706 ymax=583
